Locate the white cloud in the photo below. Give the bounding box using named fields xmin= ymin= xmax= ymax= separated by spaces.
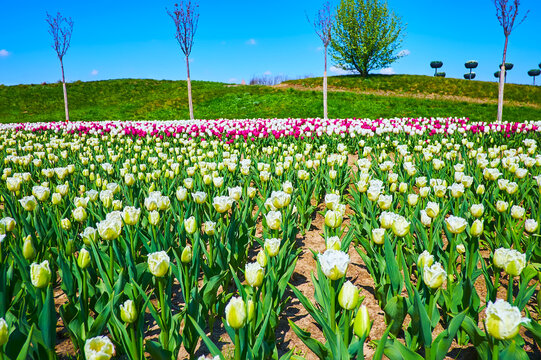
xmin=398 ymin=49 xmax=411 ymax=57
xmin=263 ymin=70 xmax=272 ymax=76
xmin=228 ymin=78 xmax=238 ymax=83
xmin=330 ymin=66 xmax=351 ymax=75
xmin=316 ymin=46 xmax=323 ymax=52
xmin=90 ymin=69 xmax=99 ymax=76
xmin=246 ymin=38 xmax=257 ymax=46
xmin=0 ymin=49 xmax=10 ymax=57
xmin=380 ymin=68 xmax=395 ymax=75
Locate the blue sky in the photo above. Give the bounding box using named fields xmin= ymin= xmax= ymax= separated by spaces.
xmin=1 ymin=0 xmax=540 ymax=86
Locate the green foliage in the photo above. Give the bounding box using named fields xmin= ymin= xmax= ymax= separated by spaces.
xmin=330 ymin=0 xmax=406 ymax=77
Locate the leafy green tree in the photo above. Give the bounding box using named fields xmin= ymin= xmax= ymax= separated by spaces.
xmin=330 ymin=0 xmax=406 ymax=77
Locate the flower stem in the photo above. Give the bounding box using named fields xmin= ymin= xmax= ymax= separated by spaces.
xmin=330 ymin=280 xmax=336 ymax=332
xmin=82 ymin=270 xmax=88 ymax=335
xmin=157 ymin=278 xmax=169 ymax=348
xmin=356 ymin=336 xmax=365 ymax=359
xmin=507 ymin=276 xmax=513 ymax=303
xmin=447 ymin=234 xmax=457 ymax=278
xmin=343 ymin=309 xmax=350 ymax=347
xmin=492 ymin=340 xmax=499 ymax=360
xmin=109 ymin=243 xmax=114 ymax=285
xmin=130 ymin=325 xmax=139 ymax=360
xmin=234 ymin=330 xmax=241 ymax=360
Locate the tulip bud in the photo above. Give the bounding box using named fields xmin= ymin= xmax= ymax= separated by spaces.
xmin=257 ymin=250 xmax=267 ymax=267
xmin=78 ymin=248 xmax=91 ymax=269
xmin=245 ymin=262 xmax=264 ymax=287
xmin=0 ymin=217 xmax=16 ymax=232
xmin=176 ymin=187 xmax=188 ymax=201
xmin=263 ymin=208 xmax=282 ymax=229
xmin=147 ymin=251 xmax=170 ymax=277
xmin=485 ymin=300 xmax=530 ymax=340
xmin=476 ymin=184 xmax=485 ymax=195
xmin=425 ymin=202 xmax=439 ymax=218
xmin=124 ymin=173 xmax=136 ymax=186
xmin=84 ymin=336 xmax=115 ymax=360
xmin=470 ymin=204 xmax=484 ymax=218
xmin=122 ymin=206 xmax=141 ymax=226
xmin=419 ymin=186 xmax=430 ymax=198
xmin=353 ymin=305 xmax=371 ymax=338
xmin=318 ymin=249 xmax=350 ymax=280
xmin=30 ymin=260 xmax=51 ymax=288
xmin=113 ymin=200 xmax=123 ymax=211
xmin=510 ymin=205 xmax=525 ymax=220
xmin=496 ymin=200 xmax=508 ymax=213
xmin=184 ymin=216 xmax=197 ymax=234
xmin=324 ymin=210 xmax=343 ymax=229
xmin=181 ymin=245 xmax=193 ymax=264
xmin=246 ymin=300 xmax=255 ymax=322
xmin=72 ymin=207 xmax=88 ymax=223
xmin=338 ymin=281 xmax=359 ymax=310
xmin=148 ymin=210 xmax=160 ymax=226
xmin=326 ymin=236 xmax=341 ymax=251
xmin=97 ymin=218 xmax=122 ymax=240
xmin=225 ymin=297 xmax=247 ymax=329
xmin=456 ymin=244 xmax=466 ymax=255
xmin=371 ymin=228 xmax=385 ymax=245
xmin=60 ymin=218 xmax=72 ymax=231
xmin=21 ymin=235 xmax=35 ymax=260
xmin=0 ymin=318 xmax=8 ymax=346
xmin=392 ymin=216 xmax=410 ymax=237
xmin=407 ymin=194 xmax=419 ymax=206
xmin=417 ymin=250 xmax=434 ymax=269
xmin=525 ymin=219 xmax=538 ymax=233
xmin=19 ymin=195 xmax=38 ymax=211
xmin=120 ymin=300 xmax=137 ymax=324
xmin=445 ymin=216 xmax=467 ymax=234
xmin=471 ymin=219 xmax=483 ymax=237
xmin=264 ymin=238 xmax=281 ymax=257
xmin=503 ymin=249 xmax=526 ymax=277
xmin=423 ymin=262 xmax=447 ymax=289
xmin=81 ymin=227 xmax=97 ymax=245
xmin=66 ymin=238 xmax=75 ymax=256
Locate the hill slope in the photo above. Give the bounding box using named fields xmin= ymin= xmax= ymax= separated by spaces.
xmin=0 ymin=75 xmax=540 ymax=123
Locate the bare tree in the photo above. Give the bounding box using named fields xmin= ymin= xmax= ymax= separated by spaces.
xmin=494 ymin=0 xmax=528 ymax=122
xmin=46 ymin=12 xmax=73 ymax=121
xmin=168 ymin=1 xmax=199 ymax=120
xmin=307 ymin=2 xmax=333 ymax=120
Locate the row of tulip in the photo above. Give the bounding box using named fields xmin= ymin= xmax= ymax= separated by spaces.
xmin=0 ymin=119 xmax=541 ymax=359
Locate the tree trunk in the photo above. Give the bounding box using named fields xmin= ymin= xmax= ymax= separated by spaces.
xmin=60 ymin=59 xmax=70 ymax=121
xmin=186 ymin=55 xmax=194 ymax=120
xmin=323 ymin=45 xmax=328 ymax=120
xmin=497 ymin=36 xmax=508 ymax=123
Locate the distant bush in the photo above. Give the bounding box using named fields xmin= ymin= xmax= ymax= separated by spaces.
xmin=465 ymin=61 xmax=478 ymax=69
xmin=435 ymin=72 xmax=446 ymax=77
xmin=464 ymin=73 xmax=476 ymax=80
xmin=430 ymin=61 xmax=443 ymax=77
xmin=499 ymin=63 xmax=514 ymax=71
xmin=528 ymin=69 xmax=541 ymax=85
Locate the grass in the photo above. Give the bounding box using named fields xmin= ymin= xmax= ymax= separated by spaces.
xmin=285 ymin=74 xmax=541 ymax=105
xmin=0 ymin=75 xmax=540 ymax=123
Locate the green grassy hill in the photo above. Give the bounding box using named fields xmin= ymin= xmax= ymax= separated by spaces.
xmin=0 ymin=75 xmax=540 ymax=123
